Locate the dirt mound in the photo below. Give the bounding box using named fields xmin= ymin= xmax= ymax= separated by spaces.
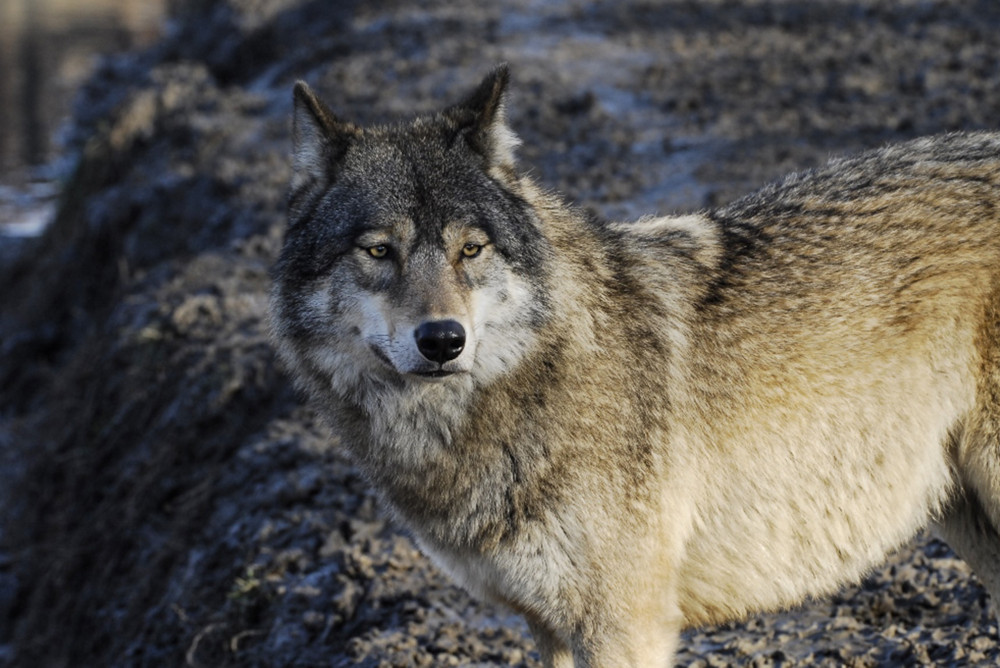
xmin=3 ymin=0 xmax=1000 ymax=665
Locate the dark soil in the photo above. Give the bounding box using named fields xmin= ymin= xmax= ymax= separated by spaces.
xmin=3 ymin=0 xmax=1000 ymax=666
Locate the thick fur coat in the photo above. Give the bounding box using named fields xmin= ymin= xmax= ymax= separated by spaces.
xmin=269 ymin=66 xmax=1000 ymax=666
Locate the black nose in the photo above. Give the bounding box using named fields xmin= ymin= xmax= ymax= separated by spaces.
xmin=414 ymin=320 xmax=466 ymax=364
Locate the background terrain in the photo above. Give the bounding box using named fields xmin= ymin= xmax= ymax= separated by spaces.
xmin=3 ymin=1 xmax=1000 ymax=665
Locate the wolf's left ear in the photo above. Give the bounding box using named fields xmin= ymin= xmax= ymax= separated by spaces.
xmin=291 ymin=81 xmax=359 ymax=192
xmin=446 ymin=64 xmax=520 ymax=169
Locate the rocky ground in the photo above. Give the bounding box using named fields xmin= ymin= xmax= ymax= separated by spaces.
xmin=3 ymin=0 xmax=1000 ymax=665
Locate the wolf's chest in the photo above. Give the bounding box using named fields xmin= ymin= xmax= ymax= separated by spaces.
xmin=410 ymin=515 xmax=573 ymax=618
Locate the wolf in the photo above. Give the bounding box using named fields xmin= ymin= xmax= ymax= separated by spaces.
xmin=269 ymin=64 xmax=1000 ymax=666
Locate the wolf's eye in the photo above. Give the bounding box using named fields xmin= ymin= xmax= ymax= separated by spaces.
xmin=367 ymin=245 xmax=390 ymax=259
xmin=461 ymin=243 xmax=483 ymax=259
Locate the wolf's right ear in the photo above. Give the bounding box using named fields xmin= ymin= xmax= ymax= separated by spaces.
xmin=291 ymin=82 xmax=359 ymax=192
xmin=446 ymin=64 xmax=520 ymax=170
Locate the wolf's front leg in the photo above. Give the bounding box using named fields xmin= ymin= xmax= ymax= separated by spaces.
xmin=572 ymin=572 xmax=683 ymax=668
xmin=569 ymin=622 xmax=681 ymax=668
xmin=527 ymin=617 xmax=574 ymax=668
xmin=540 ymin=583 xmax=681 ymax=668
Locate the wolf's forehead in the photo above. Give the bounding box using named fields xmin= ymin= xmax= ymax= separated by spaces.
xmin=343 ymin=131 xmax=490 ymax=219
xmin=352 ymin=128 xmax=468 ymax=180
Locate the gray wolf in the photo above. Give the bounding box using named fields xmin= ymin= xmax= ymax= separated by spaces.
xmin=269 ymin=65 xmax=1000 ymax=666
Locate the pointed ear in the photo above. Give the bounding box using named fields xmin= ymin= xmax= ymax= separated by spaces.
xmin=447 ymin=64 xmax=520 ymax=169
xmin=291 ymin=81 xmax=358 ymax=192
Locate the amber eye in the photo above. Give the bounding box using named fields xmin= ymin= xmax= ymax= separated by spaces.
xmin=461 ymin=243 xmax=483 ymax=258
xmin=367 ymin=245 xmax=389 ymax=259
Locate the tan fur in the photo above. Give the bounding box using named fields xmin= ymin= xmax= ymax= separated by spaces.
xmin=270 ymin=70 xmax=1000 ymax=666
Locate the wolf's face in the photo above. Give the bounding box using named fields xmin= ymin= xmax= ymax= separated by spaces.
xmin=271 ymin=67 xmax=550 ymax=390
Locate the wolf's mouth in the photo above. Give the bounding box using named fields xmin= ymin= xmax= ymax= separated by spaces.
xmin=368 ymin=344 xmax=461 ymax=379
xmin=411 ymin=369 xmax=456 ymax=379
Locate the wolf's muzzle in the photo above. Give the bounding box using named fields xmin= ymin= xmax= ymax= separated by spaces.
xmin=414 ymin=320 xmax=466 ymax=364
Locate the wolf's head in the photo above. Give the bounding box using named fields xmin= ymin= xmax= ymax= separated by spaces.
xmin=271 ymin=66 xmax=550 ymax=392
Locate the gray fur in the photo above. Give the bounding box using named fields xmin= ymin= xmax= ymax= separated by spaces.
xmin=270 ymin=67 xmax=1000 ymax=666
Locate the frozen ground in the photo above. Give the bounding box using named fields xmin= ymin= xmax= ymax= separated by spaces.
xmin=3 ymin=0 xmax=1000 ymax=665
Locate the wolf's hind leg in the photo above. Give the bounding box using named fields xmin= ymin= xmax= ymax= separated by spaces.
xmin=939 ymin=302 xmax=1000 ymax=610
xmin=934 ymin=488 xmax=1000 ymax=608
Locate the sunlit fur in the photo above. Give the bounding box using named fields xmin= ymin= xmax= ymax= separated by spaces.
xmin=270 ymin=67 xmax=1000 ymax=667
